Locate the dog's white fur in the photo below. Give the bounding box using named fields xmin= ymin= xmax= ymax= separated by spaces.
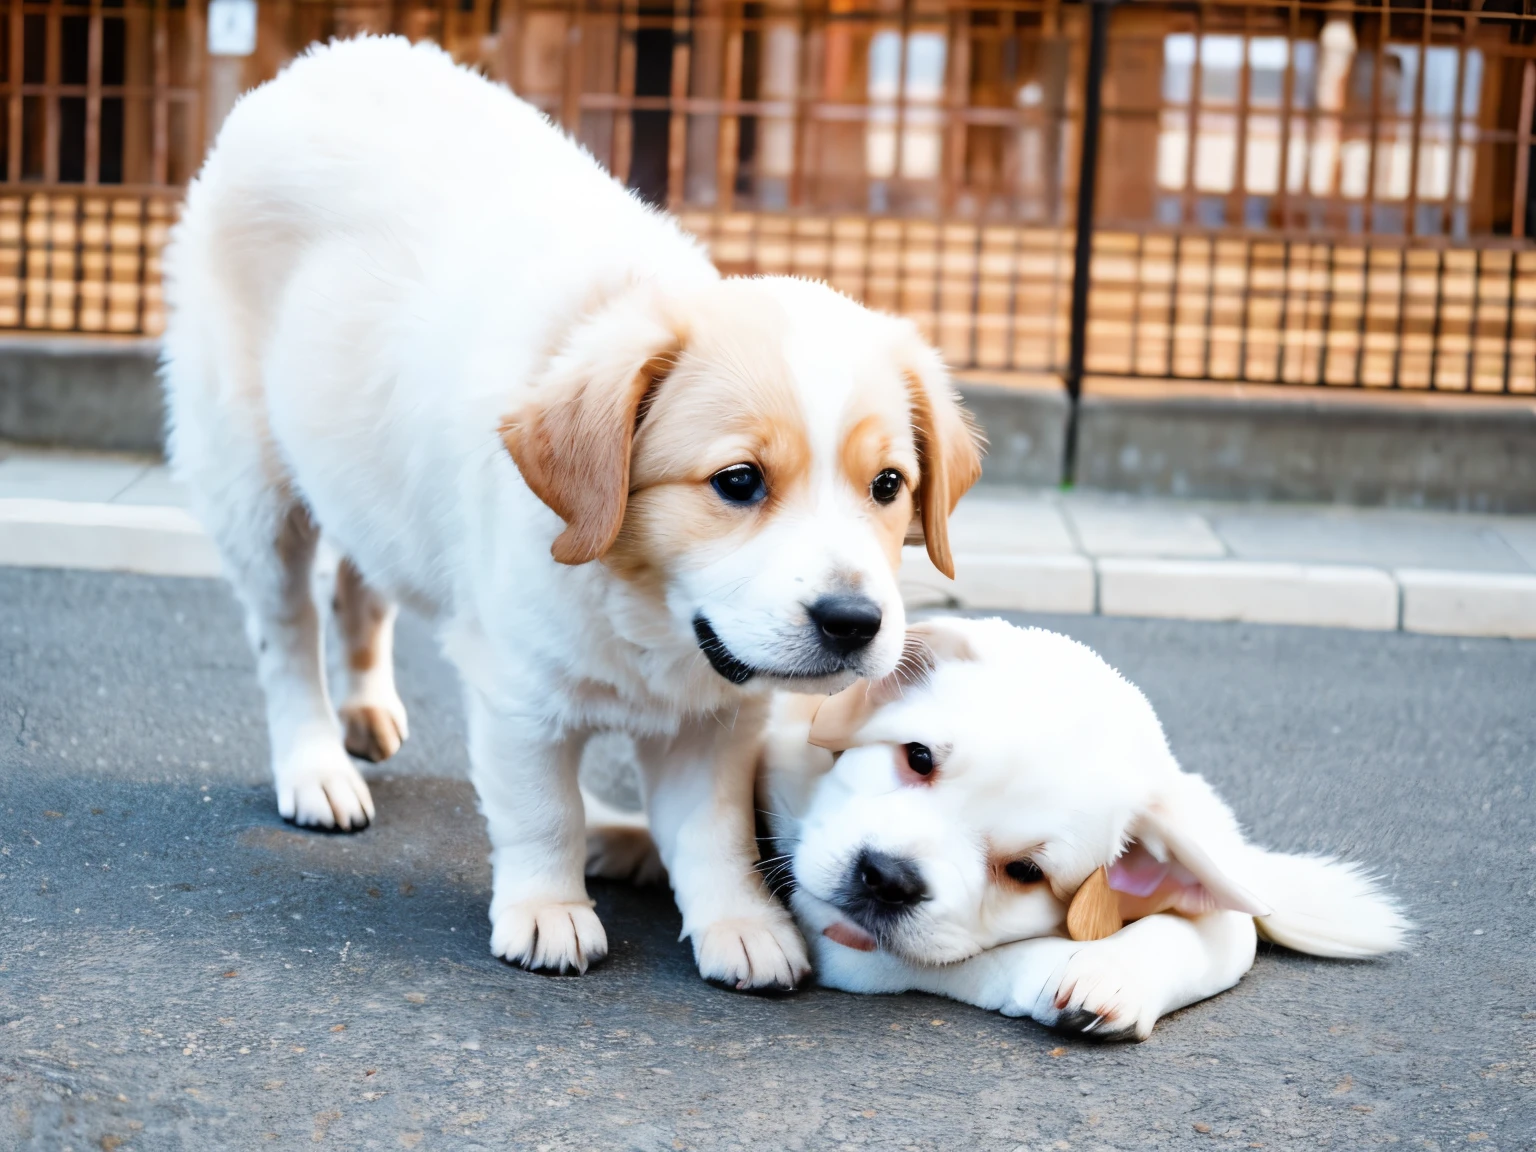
xmin=161 ymin=36 xmax=979 ymax=987
xmin=589 ymin=617 xmax=1409 ymax=1038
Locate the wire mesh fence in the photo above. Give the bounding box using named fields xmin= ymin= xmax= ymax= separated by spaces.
xmin=0 ymin=0 xmax=1532 ymax=393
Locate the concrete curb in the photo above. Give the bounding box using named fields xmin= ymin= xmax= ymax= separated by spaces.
xmin=1097 ymin=558 xmax=1399 ymax=632
xmin=0 ymin=498 xmax=220 ymax=578
xmin=5 ymin=498 xmax=1536 ymax=641
xmin=900 ymin=547 xmax=1096 ymax=614
xmin=1396 ymin=569 xmax=1536 ymax=639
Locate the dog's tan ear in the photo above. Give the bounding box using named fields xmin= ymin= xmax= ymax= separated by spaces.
xmin=904 ymin=617 xmax=979 ymax=664
xmin=1066 ymin=866 xmax=1125 ymax=942
xmin=808 ymin=621 xmax=978 ymax=750
xmin=807 ymin=681 xmax=880 ymax=751
xmin=901 ymin=338 xmax=985 ymax=580
xmin=501 ymin=295 xmax=684 ymax=565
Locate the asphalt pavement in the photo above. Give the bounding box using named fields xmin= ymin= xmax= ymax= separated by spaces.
xmin=2 ymin=566 xmax=1532 ymax=1151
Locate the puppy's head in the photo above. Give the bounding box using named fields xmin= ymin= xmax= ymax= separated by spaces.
xmin=789 ymin=617 xmax=1269 ymax=965
xmin=502 ymin=276 xmax=983 ymax=693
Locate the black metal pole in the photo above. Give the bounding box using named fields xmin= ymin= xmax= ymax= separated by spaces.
xmin=1063 ymin=0 xmax=1111 ymax=485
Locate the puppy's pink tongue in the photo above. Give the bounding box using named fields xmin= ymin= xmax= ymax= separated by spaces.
xmin=823 ymin=920 xmax=877 ymax=952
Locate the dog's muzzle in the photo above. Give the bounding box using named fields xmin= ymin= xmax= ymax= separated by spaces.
xmin=692 ymin=614 xmax=869 ymax=686
xmin=832 ymin=848 xmax=928 ymax=940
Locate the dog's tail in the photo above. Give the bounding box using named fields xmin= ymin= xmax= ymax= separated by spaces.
xmin=1243 ymin=851 xmax=1411 ymax=959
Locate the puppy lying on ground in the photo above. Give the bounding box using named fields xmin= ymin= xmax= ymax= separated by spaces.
xmin=589 ymin=617 xmax=1408 ymax=1033
xmin=162 ymin=36 xmax=981 ymax=988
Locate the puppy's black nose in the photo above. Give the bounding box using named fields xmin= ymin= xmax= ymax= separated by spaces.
xmin=853 ymin=849 xmax=926 ymax=909
xmin=808 ymin=594 xmax=882 ymax=656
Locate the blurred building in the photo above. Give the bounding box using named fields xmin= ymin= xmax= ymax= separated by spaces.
xmin=1 ymin=0 xmax=1532 ymax=392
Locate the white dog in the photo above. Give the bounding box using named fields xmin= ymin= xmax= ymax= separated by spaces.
xmin=161 ymin=36 xmax=982 ymax=988
xmin=590 ymin=617 xmax=1408 ymax=1036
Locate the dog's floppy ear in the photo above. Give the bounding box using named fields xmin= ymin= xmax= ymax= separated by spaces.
xmin=1098 ymin=773 xmax=1272 ymax=933
xmin=808 ymin=620 xmax=977 ymax=750
xmin=900 ymin=335 xmax=985 ymax=580
xmin=1065 ymin=774 xmax=1271 ymax=942
xmin=501 ymin=292 xmax=684 ymax=565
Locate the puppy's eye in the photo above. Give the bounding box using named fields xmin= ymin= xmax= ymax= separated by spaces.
xmin=1004 ymin=859 xmax=1044 ymax=884
xmin=903 ymin=742 xmax=935 ymax=777
xmin=711 ymin=463 xmax=767 ymax=505
xmin=870 ymin=469 xmax=904 ymax=505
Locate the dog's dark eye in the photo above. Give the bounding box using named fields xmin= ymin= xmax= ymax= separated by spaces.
xmin=711 ymin=463 xmax=766 ymax=505
xmin=870 ymin=469 xmax=903 ymax=505
xmin=1004 ymin=859 xmax=1044 ymax=884
xmin=904 ymin=742 xmax=935 ymax=777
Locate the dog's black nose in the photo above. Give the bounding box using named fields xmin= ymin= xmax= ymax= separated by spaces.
xmin=852 ymin=849 xmax=926 ymax=909
xmin=808 ymin=594 xmax=882 ymax=655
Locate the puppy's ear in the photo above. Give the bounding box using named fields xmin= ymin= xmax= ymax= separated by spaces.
xmin=806 ymin=681 xmax=882 ymax=751
xmin=808 ymin=621 xmax=977 ymax=750
xmin=501 ymin=293 xmax=684 ymax=565
xmin=1107 ymin=773 xmax=1272 ymax=922
xmin=904 ymin=617 xmax=979 ymax=664
xmin=1066 ymin=866 xmax=1124 ymax=942
xmin=900 ymin=335 xmax=985 ymax=580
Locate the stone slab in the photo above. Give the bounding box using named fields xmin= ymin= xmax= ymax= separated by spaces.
xmin=1061 ymin=494 xmax=1226 ymax=558
xmin=0 ymin=445 xmax=151 ymax=502
xmin=1210 ymin=508 xmax=1534 ymax=573
xmin=948 ymin=490 xmax=1076 ymax=554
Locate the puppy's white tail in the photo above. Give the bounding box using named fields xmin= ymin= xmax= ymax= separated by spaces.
xmin=1245 ymin=851 xmax=1411 ymax=959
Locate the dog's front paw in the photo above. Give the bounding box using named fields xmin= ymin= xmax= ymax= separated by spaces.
xmin=693 ymin=909 xmax=810 ymax=992
xmin=339 ymin=695 xmax=409 ymax=763
xmin=1034 ymin=944 xmax=1161 ymax=1042
xmin=276 ymin=745 xmax=375 ymax=831
xmin=585 ymin=825 xmax=667 ymax=885
xmin=490 ymin=900 xmax=608 ymax=974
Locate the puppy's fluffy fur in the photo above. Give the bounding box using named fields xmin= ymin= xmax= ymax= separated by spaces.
xmin=161 ymin=36 xmax=981 ymax=988
xmin=591 ymin=617 xmax=1408 ymax=1037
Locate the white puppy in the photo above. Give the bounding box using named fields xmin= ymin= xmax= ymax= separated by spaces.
xmin=161 ymin=36 xmax=982 ymax=988
xmin=590 ymin=617 xmax=1408 ymax=1036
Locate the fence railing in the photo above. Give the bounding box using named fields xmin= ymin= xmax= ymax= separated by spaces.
xmin=0 ymin=0 xmax=1532 ymax=402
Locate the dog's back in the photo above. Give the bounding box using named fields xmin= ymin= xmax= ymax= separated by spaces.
xmin=162 ymin=35 xmax=715 ymax=603
xmin=166 ymin=35 xmax=691 ymax=355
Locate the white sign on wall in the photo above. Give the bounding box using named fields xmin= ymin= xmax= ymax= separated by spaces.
xmin=208 ymin=0 xmax=257 ymax=57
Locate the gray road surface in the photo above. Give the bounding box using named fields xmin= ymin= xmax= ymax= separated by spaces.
xmin=2 ymin=567 xmax=1533 ymax=1151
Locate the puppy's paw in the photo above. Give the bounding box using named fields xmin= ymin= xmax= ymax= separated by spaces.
xmin=276 ymin=745 xmax=375 ymax=832
xmin=339 ymin=696 xmax=409 ymax=763
xmin=586 ymin=825 xmax=667 ymax=886
xmin=694 ymin=909 xmax=810 ymax=992
xmin=1035 ymin=945 xmax=1160 ymax=1042
xmin=490 ymin=900 xmax=608 ymax=974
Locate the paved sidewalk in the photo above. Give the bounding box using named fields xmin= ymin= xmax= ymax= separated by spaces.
xmin=4 ymin=441 xmax=1536 ymax=638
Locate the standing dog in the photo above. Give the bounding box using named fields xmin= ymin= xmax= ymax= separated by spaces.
xmin=590 ymin=617 xmax=1408 ymax=1034
xmin=162 ymin=37 xmax=982 ymax=988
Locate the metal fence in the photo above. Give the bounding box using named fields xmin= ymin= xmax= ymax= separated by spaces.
xmin=0 ymin=0 xmax=1533 ymax=396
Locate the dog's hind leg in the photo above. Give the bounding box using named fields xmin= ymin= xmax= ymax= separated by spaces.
xmin=333 ymin=557 xmax=409 ymax=763
xmin=222 ymin=502 xmax=375 ymax=831
xmin=582 ymin=786 xmax=666 ymax=886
